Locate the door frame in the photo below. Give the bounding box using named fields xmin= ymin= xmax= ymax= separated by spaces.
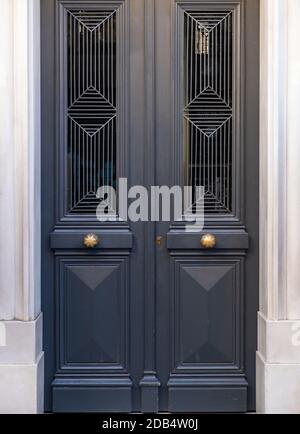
xmin=11 ymin=0 xmax=290 ymax=413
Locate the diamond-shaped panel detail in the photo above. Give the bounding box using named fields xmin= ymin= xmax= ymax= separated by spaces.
xmin=69 ymin=192 xmax=100 ymax=215
xmin=70 ymin=10 xmax=116 ymax=32
xmin=68 ymin=87 xmax=116 ymax=137
xmin=185 ymin=11 xmax=232 ymax=33
xmin=184 ymin=87 xmax=232 ymax=138
xmin=71 ymin=266 xmax=116 ymax=291
xmin=184 ymin=265 xmax=231 ymax=292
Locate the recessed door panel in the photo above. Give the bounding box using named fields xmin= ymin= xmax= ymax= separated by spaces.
xmin=58 ymin=257 xmax=129 ymax=369
xmin=172 ymin=257 xmax=243 ymax=371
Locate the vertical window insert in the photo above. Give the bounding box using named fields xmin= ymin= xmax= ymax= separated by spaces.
xmin=184 ymin=11 xmax=233 ymax=214
xmin=67 ymin=9 xmax=118 ymax=215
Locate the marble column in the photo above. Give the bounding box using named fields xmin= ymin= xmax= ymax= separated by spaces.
xmin=0 ymin=0 xmax=43 ymax=414
xmin=257 ymin=0 xmax=300 ymax=414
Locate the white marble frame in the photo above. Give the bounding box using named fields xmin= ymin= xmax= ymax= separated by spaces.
xmin=257 ymin=0 xmax=300 ymax=414
xmin=1 ymin=0 xmax=300 ymax=414
xmin=0 ymin=0 xmax=41 ymax=321
xmin=0 ymin=0 xmax=43 ymax=414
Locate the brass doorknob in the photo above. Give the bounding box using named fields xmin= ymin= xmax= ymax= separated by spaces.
xmin=200 ymin=234 xmax=216 ymax=249
xmin=83 ymin=233 xmax=99 ymax=249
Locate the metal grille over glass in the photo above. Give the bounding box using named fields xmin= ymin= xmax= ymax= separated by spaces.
xmin=183 ymin=11 xmax=233 ymax=214
xmin=67 ymin=9 xmax=117 ymax=214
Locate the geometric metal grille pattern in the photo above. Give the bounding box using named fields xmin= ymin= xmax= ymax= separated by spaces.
xmin=184 ymin=11 xmax=233 ymax=214
xmin=67 ymin=9 xmax=118 ymax=214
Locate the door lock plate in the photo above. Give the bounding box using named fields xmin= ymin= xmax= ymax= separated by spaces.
xmin=156 ymin=236 xmax=163 ymax=247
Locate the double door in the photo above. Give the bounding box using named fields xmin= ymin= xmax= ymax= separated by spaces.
xmin=42 ymin=0 xmax=259 ymax=413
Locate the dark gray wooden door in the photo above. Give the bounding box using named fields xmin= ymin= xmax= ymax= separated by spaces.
xmin=42 ymin=0 xmax=259 ymax=413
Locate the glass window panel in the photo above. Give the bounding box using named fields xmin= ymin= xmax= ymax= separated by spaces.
xmin=183 ymin=11 xmax=233 ymax=214
xmin=67 ymin=9 xmax=117 ymax=215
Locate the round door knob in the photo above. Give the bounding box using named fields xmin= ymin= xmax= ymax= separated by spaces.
xmin=201 ymin=234 xmax=216 ymax=249
xmin=83 ymin=233 xmax=99 ymax=249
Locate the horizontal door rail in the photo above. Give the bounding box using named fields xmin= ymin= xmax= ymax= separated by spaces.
xmin=50 ymin=230 xmax=133 ymax=250
xmin=167 ymin=230 xmax=249 ymax=250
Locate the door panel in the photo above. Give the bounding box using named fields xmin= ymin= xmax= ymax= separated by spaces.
xmin=57 ymin=257 xmax=129 ymax=368
xmin=42 ymin=0 xmax=141 ymax=413
xmin=42 ymin=0 xmax=259 ymax=413
xmin=52 ymin=255 xmax=131 ymax=413
xmin=155 ymin=0 xmax=258 ymax=413
xmin=60 ymin=1 xmax=127 ymax=218
xmin=166 ymin=255 xmax=247 ymax=412
xmin=171 ymin=257 xmax=243 ymax=370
